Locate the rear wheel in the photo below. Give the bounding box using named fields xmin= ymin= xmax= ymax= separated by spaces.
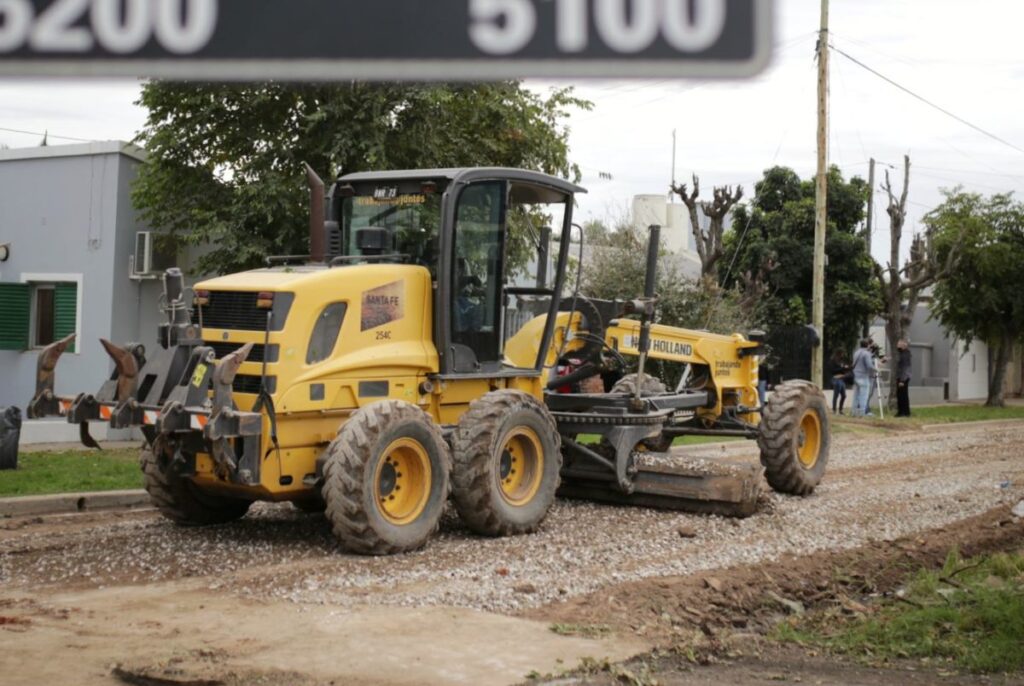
xmin=452 ymin=390 xmax=561 ymax=536
xmin=141 ymin=438 xmax=251 ymax=526
xmin=322 ymin=401 xmax=450 ymax=555
xmin=757 ymin=380 xmax=830 ymax=495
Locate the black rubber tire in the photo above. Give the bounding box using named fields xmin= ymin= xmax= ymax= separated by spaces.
xmin=451 ymin=390 xmax=562 ymax=536
xmin=757 ymin=380 xmax=830 ymax=495
xmin=321 ymin=400 xmax=450 ymax=555
xmin=610 ymin=374 xmax=673 ymax=452
xmin=140 ymin=440 xmax=251 ymax=526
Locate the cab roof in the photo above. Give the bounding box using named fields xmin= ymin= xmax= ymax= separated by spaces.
xmin=337 ymin=167 xmax=587 ymax=195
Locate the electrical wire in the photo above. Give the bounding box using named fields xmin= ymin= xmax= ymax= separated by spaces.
xmin=829 ymin=43 xmax=1024 ymax=157
xmin=0 ymin=125 xmax=92 ymax=142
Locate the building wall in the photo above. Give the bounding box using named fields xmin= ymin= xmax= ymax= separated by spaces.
xmin=0 ymin=143 xmax=160 ymax=412
xmin=631 ymin=195 xmax=701 ymax=279
xmin=951 ymin=340 xmax=989 ymax=401
xmin=906 ymin=303 xmax=950 ymax=384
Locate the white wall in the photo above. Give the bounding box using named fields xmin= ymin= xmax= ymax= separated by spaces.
xmin=953 ymin=340 xmax=989 ymax=401
xmin=632 ymin=195 xmax=697 ymax=259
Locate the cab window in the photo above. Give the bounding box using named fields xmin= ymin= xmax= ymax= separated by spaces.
xmin=306 ymin=302 xmax=348 ymax=364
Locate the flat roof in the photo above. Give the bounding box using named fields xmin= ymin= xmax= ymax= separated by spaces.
xmin=0 ymin=140 xmax=147 ymax=164
xmin=339 ymin=167 xmax=587 ymax=195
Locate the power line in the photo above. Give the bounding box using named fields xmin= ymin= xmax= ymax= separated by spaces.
xmin=830 ymin=43 xmax=1024 ymax=157
xmin=0 ymin=125 xmax=92 ymax=142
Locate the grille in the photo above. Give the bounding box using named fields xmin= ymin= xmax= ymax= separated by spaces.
xmin=200 ymin=292 xmax=268 ymax=332
xmin=204 ymin=342 xmax=277 ymax=364
xmin=327 ymin=223 xmax=344 ymax=258
xmin=232 ymin=375 xmax=276 ymax=395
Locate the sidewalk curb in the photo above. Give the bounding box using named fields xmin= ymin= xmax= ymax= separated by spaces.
xmin=0 ymin=490 xmax=151 ymax=518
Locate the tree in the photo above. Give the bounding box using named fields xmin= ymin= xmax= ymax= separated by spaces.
xmin=874 ymin=156 xmax=957 ymax=407
xmin=581 ymin=219 xmax=612 ymax=247
xmin=581 ymin=223 xmax=754 ymax=335
xmin=671 ymin=175 xmax=744 ymax=280
xmin=133 ymin=82 xmax=590 ymax=274
xmin=928 ymin=190 xmax=1024 ymax=407
xmin=724 ymin=166 xmax=879 ymax=358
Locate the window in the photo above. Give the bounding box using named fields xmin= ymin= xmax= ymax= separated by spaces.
xmin=451 ymin=182 xmax=505 ymax=367
xmin=342 ymin=190 xmax=443 ymax=271
xmin=34 ymin=286 xmax=55 ymax=347
xmin=0 ymin=281 xmax=77 ymax=352
xmin=306 ymin=303 xmax=347 ymax=364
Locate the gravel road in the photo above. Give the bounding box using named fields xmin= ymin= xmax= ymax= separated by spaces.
xmin=2 ymin=421 xmax=1022 ymax=615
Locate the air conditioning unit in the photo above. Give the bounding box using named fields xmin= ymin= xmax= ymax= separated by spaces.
xmin=131 ymin=232 xmax=176 ymax=279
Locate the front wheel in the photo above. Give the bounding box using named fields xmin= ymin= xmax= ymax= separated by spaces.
xmin=141 ymin=438 xmax=251 ymax=526
xmin=757 ymin=380 xmax=830 ymax=495
xmin=451 ymin=390 xmax=562 ymax=536
xmin=322 ymin=400 xmax=450 ymax=555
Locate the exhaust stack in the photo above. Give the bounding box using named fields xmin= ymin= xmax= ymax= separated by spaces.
xmin=305 ymin=163 xmax=326 ymax=264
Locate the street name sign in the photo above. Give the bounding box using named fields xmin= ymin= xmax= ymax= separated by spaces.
xmin=0 ymin=0 xmax=773 ymax=79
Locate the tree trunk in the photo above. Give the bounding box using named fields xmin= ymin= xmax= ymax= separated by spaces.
xmin=986 ymin=334 xmax=1012 ymax=407
xmin=883 ymin=305 xmax=903 ymax=411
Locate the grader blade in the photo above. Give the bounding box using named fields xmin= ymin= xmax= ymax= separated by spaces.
xmin=27 ymin=333 xmax=76 ymax=419
xmin=99 ymin=338 xmax=140 ymax=401
xmin=559 ymin=451 xmax=764 ymax=518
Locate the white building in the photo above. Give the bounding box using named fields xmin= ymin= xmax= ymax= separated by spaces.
xmin=631 ymin=195 xmax=706 ymax=279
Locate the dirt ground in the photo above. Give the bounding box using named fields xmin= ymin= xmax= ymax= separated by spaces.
xmin=1 ymin=420 xmax=1022 ymax=685
xmin=526 ymin=505 xmax=1024 ymax=685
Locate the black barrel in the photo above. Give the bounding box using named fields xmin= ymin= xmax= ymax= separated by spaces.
xmin=0 ymin=406 xmax=22 ymax=470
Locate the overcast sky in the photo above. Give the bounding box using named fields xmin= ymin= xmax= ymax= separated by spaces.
xmin=2 ymin=0 xmax=1021 ymax=266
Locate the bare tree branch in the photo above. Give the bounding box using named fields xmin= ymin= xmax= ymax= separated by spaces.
xmin=671 ymin=175 xmax=744 ymax=281
xmin=874 ymin=155 xmax=960 ymax=408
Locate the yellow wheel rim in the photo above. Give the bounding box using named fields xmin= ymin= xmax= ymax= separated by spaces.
xmin=374 ymin=438 xmax=431 ymax=526
xmin=796 ymin=410 xmax=822 ymax=469
xmin=497 ymin=427 xmax=544 ymax=507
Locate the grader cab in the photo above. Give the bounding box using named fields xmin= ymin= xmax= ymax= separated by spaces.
xmin=29 ymin=167 xmax=829 ymax=555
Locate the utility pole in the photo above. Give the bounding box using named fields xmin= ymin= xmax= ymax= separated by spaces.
xmin=865 ymin=157 xmax=875 ymax=253
xmin=811 ymin=0 xmax=830 ymax=388
xmin=863 ymin=157 xmax=875 ymax=337
xmin=670 ymin=129 xmax=677 ymax=200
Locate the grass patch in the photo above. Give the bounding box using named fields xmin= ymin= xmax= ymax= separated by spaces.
xmin=549 ymin=622 xmax=613 ymax=639
xmin=0 ymin=448 xmax=142 ymax=497
xmin=774 ymin=550 xmax=1024 ymax=673
xmin=905 ymin=404 xmax=1024 ymax=423
xmin=834 ymin=403 xmax=1024 ymax=432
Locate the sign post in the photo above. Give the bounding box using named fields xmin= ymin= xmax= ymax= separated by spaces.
xmin=0 ymin=0 xmax=773 ymax=80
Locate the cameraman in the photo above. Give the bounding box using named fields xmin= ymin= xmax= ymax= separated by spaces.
xmin=851 ymin=338 xmax=875 ymax=417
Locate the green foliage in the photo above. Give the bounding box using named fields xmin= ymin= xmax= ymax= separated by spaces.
xmin=725 ymin=165 xmax=880 ymax=355
xmin=892 ymin=404 xmax=1024 ymax=423
xmin=928 ymin=190 xmax=1024 ymax=352
xmin=581 ymin=223 xmax=755 ymax=335
xmin=0 ymin=449 xmax=141 ymax=497
xmin=775 ymin=551 xmax=1024 ymax=674
xmin=549 ymin=623 xmax=612 ymax=638
xmin=133 ymin=82 xmax=590 ymax=274
xmin=581 ymin=219 xmax=612 ymax=247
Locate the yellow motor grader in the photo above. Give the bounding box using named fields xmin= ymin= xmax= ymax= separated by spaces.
xmin=28 ymin=167 xmax=829 ymax=555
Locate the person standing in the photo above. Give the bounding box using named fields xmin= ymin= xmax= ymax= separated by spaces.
xmin=851 ymin=338 xmax=875 ymax=417
xmin=896 ymin=339 xmax=913 ymax=417
xmin=829 ymin=349 xmax=850 ymax=415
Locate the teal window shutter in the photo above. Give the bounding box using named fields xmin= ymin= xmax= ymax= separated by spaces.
xmin=0 ymin=283 xmax=31 ymax=350
xmin=54 ymin=282 xmax=78 ymax=353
